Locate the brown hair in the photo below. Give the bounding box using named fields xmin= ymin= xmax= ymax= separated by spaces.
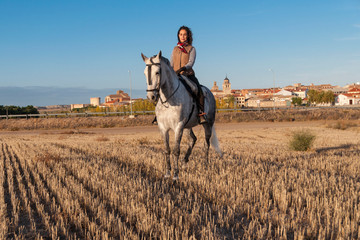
xmin=177 ymin=25 xmax=193 ymax=45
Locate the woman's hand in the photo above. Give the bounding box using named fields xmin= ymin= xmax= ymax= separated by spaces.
xmin=175 ymin=67 xmax=186 ymax=75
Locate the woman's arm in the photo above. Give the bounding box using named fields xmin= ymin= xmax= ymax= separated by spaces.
xmin=185 ymin=47 xmax=196 ymax=69
xmin=170 ymin=50 xmax=174 ymax=68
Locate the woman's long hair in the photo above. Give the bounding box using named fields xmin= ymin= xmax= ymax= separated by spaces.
xmin=177 ymin=26 xmax=193 ymax=45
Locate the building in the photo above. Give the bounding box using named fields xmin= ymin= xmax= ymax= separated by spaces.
xmin=246 ymin=95 xmax=291 ymax=108
xmin=293 ymin=89 xmax=308 ymax=99
xmin=275 ymin=89 xmax=294 ymax=96
xmin=233 ymin=94 xmax=246 ymax=107
xmin=336 ymin=94 xmax=360 ymax=106
xmin=335 ymin=88 xmax=360 ymax=105
xmin=326 ymin=87 xmax=347 ymax=95
xmin=222 ymin=76 xmax=232 ymax=95
xmin=90 ymin=97 xmax=101 ymax=106
xmin=308 ymin=83 xmax=334 ymax=91
xmin=347 ymin=87 xmax=360 ymax=95
xmin=71 ymin=104 xmax=90 ymax=110
xmin=105 ymin=90 xmax=130 ymax=103
xmin=210 ymin=81 xmax=224 ymax=98
xmin=211 ymin=76 xmax=235 ymax=98
xmin=345 ymin=83 xmax=360 ymax=90
xmin=104 ymin=90 xmax=131 ymax=107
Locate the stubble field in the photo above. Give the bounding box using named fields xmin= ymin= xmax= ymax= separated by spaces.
xmin=0 ymin=120 xmax=360 ymax=239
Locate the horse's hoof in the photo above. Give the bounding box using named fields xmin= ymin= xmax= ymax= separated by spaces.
xmin=164 ymin=171 xmax=171 ymax=178
xmin=181 ymin=161 xmax=189 ymax=170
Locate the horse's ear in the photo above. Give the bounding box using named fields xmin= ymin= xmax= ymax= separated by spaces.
xmin=141 ymin=53 xmax=148 ymax=62
xmin=158 ymin=51 xmax=162 ymax=59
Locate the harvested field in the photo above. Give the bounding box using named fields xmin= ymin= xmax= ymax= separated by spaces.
xmin=0 ymin=121 xmax=360 ymax=239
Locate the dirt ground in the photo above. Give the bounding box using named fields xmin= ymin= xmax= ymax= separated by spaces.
xmin=0 ymin=121 xmax=325 ymax=136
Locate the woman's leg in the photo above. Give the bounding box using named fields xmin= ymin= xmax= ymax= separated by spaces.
xmin=188 ymin=75 xmax=207 ymax=123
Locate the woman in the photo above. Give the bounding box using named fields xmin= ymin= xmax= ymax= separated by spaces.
xmin=170 ymin=25 xmax=207 ymax=124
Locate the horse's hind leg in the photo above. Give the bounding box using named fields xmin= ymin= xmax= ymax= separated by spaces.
xmin=203 ymin=124 xmax=212 ymax=163
xmin=182 ymin=128 xmax=197 ymax=165
xmin=161 ymin=129 xmax=171 ymax=178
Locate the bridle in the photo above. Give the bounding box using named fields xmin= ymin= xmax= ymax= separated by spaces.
xmin=145 ymin=57 xmax=180 ymax=105
xmin=145 ymin=57 xmax=161 ymax=93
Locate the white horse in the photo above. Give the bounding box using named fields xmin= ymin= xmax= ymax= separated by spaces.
xmin=141 ymin=51 xmax=222 ymax=180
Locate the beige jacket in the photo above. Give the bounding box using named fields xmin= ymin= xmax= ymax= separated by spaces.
xmin=171 ymin=45 xmax=195 ymax=76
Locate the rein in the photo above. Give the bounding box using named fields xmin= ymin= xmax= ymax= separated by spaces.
xmin=145 ymin=58 xmax=161 ymax=92
xmin=146 ymin=57 xmax=180 ymax=105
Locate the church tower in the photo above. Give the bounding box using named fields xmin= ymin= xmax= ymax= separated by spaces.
xmin=211 ymin=81 xmax=219 ymax=91
xmin=222 ymin=76 xmax=231 ymax=95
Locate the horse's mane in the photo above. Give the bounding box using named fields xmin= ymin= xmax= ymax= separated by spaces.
xmin=161 ymin=56 xmax=171 ymax=66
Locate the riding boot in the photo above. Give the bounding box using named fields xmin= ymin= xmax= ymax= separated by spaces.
xmin=198 ymin=90 xmax=207 ymax=124
xmin=152 ymin=116 xmax=158 ymax=125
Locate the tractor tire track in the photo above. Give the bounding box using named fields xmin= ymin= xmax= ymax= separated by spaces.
xmin=1 ymin=143 xmax=13 ymax=239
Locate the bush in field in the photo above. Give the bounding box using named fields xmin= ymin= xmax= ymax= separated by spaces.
xmin=327 ymin=121 xmax=358 ymax=130
xmin=289 ymin=130 xmax=316 ymax=151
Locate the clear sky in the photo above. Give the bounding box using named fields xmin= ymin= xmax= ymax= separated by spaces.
xmin=1 ymin=0 xmax=360 ymax=97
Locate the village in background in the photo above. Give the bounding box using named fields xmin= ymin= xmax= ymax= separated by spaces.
xmin=35 ymin=76 xmax=360 ymax=114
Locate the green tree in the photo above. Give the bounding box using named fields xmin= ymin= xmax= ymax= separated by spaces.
xmin=215 ymin=99 xmax=221 ymax=109
xmin=307 ymin=89 xmax=318 ymax=105
xmin=291 ymin=97 xmax=302 ymax=106
xmin=307 ymin=90 xmax=335 ymax=105
xmin=222 ymin=95 xmax=235 ymax=108
xmin=323 ymin=91 xmax=335 ymax=104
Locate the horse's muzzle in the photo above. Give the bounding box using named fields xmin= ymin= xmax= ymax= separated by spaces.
xmin=147 ymin=91 xmax=159 ymax=103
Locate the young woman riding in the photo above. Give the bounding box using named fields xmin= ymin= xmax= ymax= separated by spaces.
xmin=152 ymin=25 xmax=207 ymax=125
xmin=171 ymin=25 xmax=207 ymax=124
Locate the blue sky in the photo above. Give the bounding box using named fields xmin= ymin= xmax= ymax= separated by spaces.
xmin=1 ymin=0 xmax=360 ymax=104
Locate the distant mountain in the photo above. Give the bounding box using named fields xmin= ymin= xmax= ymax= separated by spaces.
xmin=0 ymin=86 xmax=146 ymax=107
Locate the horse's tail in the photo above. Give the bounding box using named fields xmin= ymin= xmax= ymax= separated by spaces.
xmin=210 ymin=126 xmax=223 ymax=158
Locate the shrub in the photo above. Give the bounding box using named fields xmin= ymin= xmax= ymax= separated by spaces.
xmin=326 ymin=121 xmax=358 ymax=130
xmin=289 ymin=130 xmax=316 ymax=151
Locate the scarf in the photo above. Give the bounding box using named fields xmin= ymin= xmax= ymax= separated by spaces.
xmin=177 ymin=42 xmax=188 ymax=54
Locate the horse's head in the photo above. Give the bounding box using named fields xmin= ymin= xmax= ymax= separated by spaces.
xmin=141 ymin=51 xmax=162 ymax=103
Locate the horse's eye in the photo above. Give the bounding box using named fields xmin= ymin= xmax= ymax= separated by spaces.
xmin=155 ymin=72 xmax=160 ymax=75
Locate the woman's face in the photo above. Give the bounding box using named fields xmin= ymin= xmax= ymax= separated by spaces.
xmin=178 ymin=29 xmax=188 ymax=43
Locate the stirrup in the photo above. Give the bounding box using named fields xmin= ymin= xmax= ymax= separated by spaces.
xmin=198 ymin=113 xmax=207 ymax=124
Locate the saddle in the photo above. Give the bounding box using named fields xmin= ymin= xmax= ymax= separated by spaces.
xmin=178 ymin=75 xmax=200 ymax=99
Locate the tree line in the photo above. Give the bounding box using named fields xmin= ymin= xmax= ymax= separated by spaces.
xmin=292 ymin=90 xmax=335 ymax=106
xmin=0 ymin=105 xmax=39 ymax=115
xmin=306 ymin=89 xmax=335 ymax=105
xmin=71 ymin=99 xmax=156 ymax=113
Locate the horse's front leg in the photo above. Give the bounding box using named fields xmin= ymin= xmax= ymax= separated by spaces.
xmin=173 ymin=125 xmax=184 ymax=180
xmin=161 ymin=129 xmax=171 ymax=178
xmin=182 ymin=128 xmax=197 ymax=166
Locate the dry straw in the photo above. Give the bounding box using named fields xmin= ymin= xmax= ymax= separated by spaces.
xmin=0 ymin=113 xmax=360 ymax=238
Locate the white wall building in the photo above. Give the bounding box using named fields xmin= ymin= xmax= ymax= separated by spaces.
xmin=275 ymin=89 xmax=294 ymax=96
xmin=293 ymin=89 xmax=308 ymax=99
xmin=336 ymin=94 xmax=360 ymax=106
